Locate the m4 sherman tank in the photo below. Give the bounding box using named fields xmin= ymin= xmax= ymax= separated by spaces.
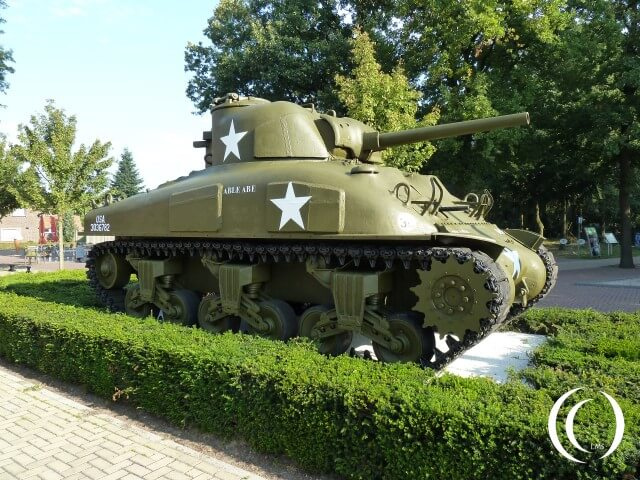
xmin=85 ymin=93 xmax=557 ymax=367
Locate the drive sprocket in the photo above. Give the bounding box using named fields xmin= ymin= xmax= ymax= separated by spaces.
xmin=410 ymin=248 xmax=511 ymax=341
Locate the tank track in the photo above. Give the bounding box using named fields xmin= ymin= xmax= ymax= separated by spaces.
xmin=87 ymin=239 xmax=514 ymax=369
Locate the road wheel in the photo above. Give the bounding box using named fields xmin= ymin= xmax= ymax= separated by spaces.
xmin=164 ymin=289 xmax=200 ymax=326
xmin=372 ymin=313 xmax=433 ymax=363
xmin=300 ymin=305 xmax=352 ymax=356
xmin=247 ymin=299 xmax=297 ymax=341
xmin=197 ymin=293 xmax=241 ymax=333
xmin=95 ymin=252 xmax=131 ymax=289
xmin=124 ymin=284 xmax=152 ymax=318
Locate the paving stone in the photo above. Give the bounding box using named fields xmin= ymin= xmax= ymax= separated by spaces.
xmin=168 ymin=460 xmax=194 ymax=474
xmin=84 ymin=466 xmax=109 ymax=480
xmin=103 ymin=459 xmax=134 ymax=474
xmin=122 ymin=474 xmax=145 ymax=480
xmin=37 ymin=468 xmax=63 ymax=480
xmin=192 ymin=473 xmax=214 ymax=480
xmin=131 ymin=452 xmax=160 ymax=467
xmin=19 ymin=465 xmax=46 ymax=479
xmin=47 ymin=459 xmax=72 ymax=474
xmin=100 ymin=471 xmax=129 ymax=480
xmin=163 ymin=470 xmax=191 ymax=480
xmin=90 ymin=455 xmax=114 ymax=471
xmin=214 ymin=470 xmax=243 ymax=480
xmin=127 ymin=462 xmax=152 ymax=477
xmin=2 ymin=461 xmax=26 ymax=476
xmin=13 ymin=451 xmax=36 ymax=467
xmin=143 ymin=465 xmax=173 ymax=480
xmin=53 ymin=449 xmax=76 ymax=463
xmin=146 ymin=456 xmax=175 ymax=471
xmin=191 ymin=460 xmax=223 ymax=476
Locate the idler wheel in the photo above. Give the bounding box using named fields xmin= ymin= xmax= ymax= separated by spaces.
xmin=247 ymin=299 xmax=297 ymax=341
xmin=124 ymin=284 xmax=152 ymax=318
xmin=197 ymin=294 xmax=241 ymax=333
xmin=299 ymin=305 xmax=352 ymax=356
xmin=95 ymin=252 xmax=131 ymax=290
xmin=164 ymin=289 xmax=200 ymax=326
xmin=372 ymin=313 xmax=433 ymax=363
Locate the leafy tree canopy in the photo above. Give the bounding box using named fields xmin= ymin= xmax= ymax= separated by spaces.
xmin=185 ymin=0 xmax=353 ymax=113
xmin=11 ymin=100 xmax=112 ymax=214
xmin=0 ymin=0 xmax=14 ymax=97
xmin=0 ymin=136 xmax=19 ymax=218
xmin=10 ymin=101 xmax=113 ymax=268
xmin=335 ymin=30 xmax=439 ymax=172
xmin=111 ymin=148 xmax=144 ymax=200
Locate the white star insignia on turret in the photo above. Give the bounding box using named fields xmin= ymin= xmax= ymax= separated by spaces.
xmin=220 ymin=120 xmax=247 ymax=161
xmin=270 ymin=182 xmax=312 ymax=230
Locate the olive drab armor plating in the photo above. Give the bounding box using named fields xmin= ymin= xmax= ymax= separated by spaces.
xmin=85 ymin=93 xmax=557 ymax=367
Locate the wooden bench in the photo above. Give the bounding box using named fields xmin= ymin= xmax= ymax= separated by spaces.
xmin=3 ymin=264 xmax=32 ymax=273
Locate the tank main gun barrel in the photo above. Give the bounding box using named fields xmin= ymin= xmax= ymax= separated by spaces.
xmin=361 ymin=112 xmax=530 ymax=152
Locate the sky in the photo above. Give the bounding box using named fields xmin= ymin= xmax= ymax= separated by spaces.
xmin=1 ymin=0 xmax=218 ymax=189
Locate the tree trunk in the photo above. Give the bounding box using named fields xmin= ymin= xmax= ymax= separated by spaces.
xmin=535 ymin=202 xmax=544 ymax=237
xmin=58 ymin=214 xmax=64 ymax=271
xmin=562 ymin=199 xmax=568 ymax=238
xmin=618 ymin=151 xmax=635 ymax=268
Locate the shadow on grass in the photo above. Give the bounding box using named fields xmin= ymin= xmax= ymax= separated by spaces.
xmin=1 ymin=279 xmax=102 ymax=308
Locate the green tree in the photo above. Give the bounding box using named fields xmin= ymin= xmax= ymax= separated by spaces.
xmin=62 ymin=212 xmax=75 ymax=243
xmin=0 ymin=0 xmax=14 ymax=97
xmin=10 ymin=101 xmax=112 ymax=270
xmin=0 ymin=136 xmax=19 ymax=218
xmin=559 ymin=0 xmax=640 ymax=268
xmin=510 ymin=0 xmax=640 ymax=266
xmin=185 ymin=0 xmax=353 ymax=113
xmin=386 ymin=1 xmax=569 ymax=199
xmin=335 ymin=31 xmax=439 ymax=172
xmin=111 ymin=148 xmax=144 ymax=200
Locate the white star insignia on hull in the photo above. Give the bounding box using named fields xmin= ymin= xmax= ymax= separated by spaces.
xmin=270 ymin=182 xmax=312 ymax=230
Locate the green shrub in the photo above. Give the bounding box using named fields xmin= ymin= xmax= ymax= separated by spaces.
xmin=0 ymin=273 xmax=637 ymax=479
xmin=0 ymin=270 xmax=100 ymax=307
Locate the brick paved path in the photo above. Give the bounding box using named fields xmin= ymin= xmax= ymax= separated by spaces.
xmin=0 ymin=365 xmax=265 ymax=480
xmin=536 ymin=257 xmax=640 ymax=312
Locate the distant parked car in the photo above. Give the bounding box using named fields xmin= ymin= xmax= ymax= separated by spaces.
xmin=75 ymin=244 xmax=93 ymax=263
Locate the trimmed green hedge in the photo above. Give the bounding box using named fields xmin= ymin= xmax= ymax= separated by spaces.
xmin=0 ymin=271 xmax=638 ymax=479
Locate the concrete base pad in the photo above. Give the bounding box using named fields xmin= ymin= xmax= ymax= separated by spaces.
xmin=350 ymin=331 xmax=546 ymax=383
xmin=443 ymin=331 xmax=546 ymax=383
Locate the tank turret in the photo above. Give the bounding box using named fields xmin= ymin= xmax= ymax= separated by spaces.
xmin=194 ymin=93 xmax=530 ymax=165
